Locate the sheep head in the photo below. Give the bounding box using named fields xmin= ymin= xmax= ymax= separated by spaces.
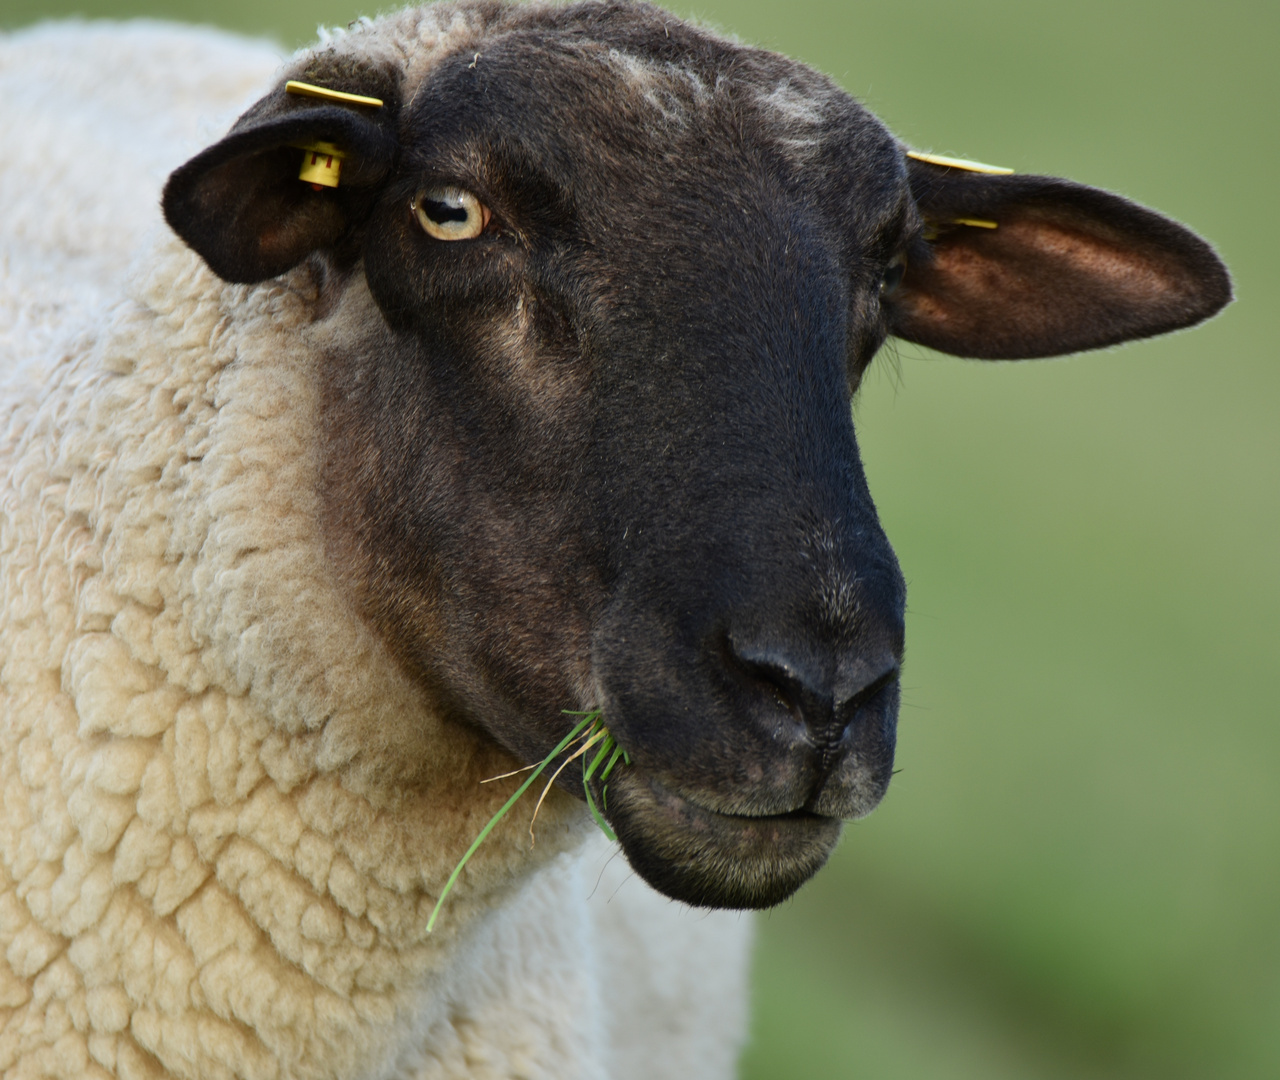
xmin=163 ymin=0 xmax=1230 ymax=910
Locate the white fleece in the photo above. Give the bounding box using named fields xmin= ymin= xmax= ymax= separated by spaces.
xmin=0 ymin=15 xmax=751 ymax=1080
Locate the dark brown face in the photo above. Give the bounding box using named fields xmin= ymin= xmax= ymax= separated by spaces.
xmin=162 ymin=1 xmax=1230 ymax=911
xmin=335 ymin=31 xmax=909 ymax=909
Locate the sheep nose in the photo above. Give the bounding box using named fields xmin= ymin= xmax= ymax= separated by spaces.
xmin=727 ymin=637 xmax=901 ymax=756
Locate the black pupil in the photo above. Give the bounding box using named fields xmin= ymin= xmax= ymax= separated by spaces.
xmin=424 ymin=198 xmax=468 ymax=225
xmin=883 ymin=262 xmax=905 ymax=292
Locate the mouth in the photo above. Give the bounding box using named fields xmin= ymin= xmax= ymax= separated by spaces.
xmin=599 ymin=766 xmax=844 ymax=909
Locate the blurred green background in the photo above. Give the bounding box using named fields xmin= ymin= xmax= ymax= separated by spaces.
xmin=3 ymin=0 xmax=1274 ymax=1076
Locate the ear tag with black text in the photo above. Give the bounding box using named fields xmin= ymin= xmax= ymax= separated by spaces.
xmin=284 ymin=80 xmax=384 ymax=189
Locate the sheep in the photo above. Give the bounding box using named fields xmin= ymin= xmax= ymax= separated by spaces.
xmin=0 ymin=2 xmax=1230 ymax=1079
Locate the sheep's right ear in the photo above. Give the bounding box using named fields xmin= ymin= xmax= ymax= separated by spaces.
xmin=163 ymin=82 xmax=399 ymax=283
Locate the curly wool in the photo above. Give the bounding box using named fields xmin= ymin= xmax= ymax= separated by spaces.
xmin=0 ymin=14 xmax=750 ymax=1080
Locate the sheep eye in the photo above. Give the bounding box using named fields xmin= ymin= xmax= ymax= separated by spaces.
xmin=413 ymin=186 xmax=490 ymax=241
xmin=881 ymin=253 xmax=907 ymax=296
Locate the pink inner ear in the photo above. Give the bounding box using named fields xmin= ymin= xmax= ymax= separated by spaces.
xmin=892 ymin=209 xmax=1208 ymax=359
xmin=1007 ymin=216 xmax=1178 ymax=303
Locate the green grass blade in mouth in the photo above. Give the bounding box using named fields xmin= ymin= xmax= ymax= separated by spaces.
xmin=600 ymin=743 xmax=629 ymax=812
xmin=583 ymin=737 xmax=614 ymax=783
xmin=601 ymin=743 xmax=627 ymax=780
xmin=427 ymin=711 xmax=600 ymax=933
xmin=428 ymin=710 xmax=629 ymax=932
xmin=582 ymin=733 xmax=619 ymax=841
xmin=582 ymin=774 xmax=618 ymax=841
xmin=529 ymin=727 xmax=605 ymax=841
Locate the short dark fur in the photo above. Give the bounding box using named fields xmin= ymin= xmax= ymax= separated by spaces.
xmin=163 ymin=0 xmax=1231 ymax=910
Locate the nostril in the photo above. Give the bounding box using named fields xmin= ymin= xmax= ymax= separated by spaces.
xmin=738 ymin=656 xmax=820 ymax=726
xmin=725 ymin=633 xmax=900 ymax=750
xmin=839 ymin=664 xmax=900 ymax=718
xmin=724 ymin=635 xmax=834 ymax=737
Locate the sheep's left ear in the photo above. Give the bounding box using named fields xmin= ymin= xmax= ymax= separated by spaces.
xmin=163 ymin=72 xmax=399 ymax=284
xmin=885 ymin=156 xmax=1232 ymax=358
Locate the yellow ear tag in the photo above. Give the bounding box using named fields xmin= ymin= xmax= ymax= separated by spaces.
xmin=283 ymin=82 xmax=383 ymax=190
xmin=906 ymin=150 xmax=1014 ymax=175
xmin=922 ymin=215 xmax=1001 ymax=240
xmin=285 ymin=80 xmax=384 ymax=108
xmin=294 ymin=140 xmax=346 ymax=189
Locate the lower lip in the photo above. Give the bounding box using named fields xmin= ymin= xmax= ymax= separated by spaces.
xmin=636 ymin=773 xmax=829 ymax=835
xmin=599 ymin=768 xmax=843 ymax=909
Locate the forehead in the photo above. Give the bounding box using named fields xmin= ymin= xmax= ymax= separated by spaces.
xmin=399 ymin=9 xmax=906 ymax=229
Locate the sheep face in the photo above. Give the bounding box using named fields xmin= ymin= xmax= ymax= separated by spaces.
xmin=352 ymin=30 xmax=912 ymax=912
xmin=164 ymin=1 xmax=1230 ymax=910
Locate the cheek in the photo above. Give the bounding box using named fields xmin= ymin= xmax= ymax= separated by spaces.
xmin=446 ymin=512 xmax=604 ymax=701
xmin=473 ymin=293 xmax=591 ymax=426
xmin=371 ymin=439 xmax=605 ymax=723
xmin=315 ymin=300 xmax=603 ymax=712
